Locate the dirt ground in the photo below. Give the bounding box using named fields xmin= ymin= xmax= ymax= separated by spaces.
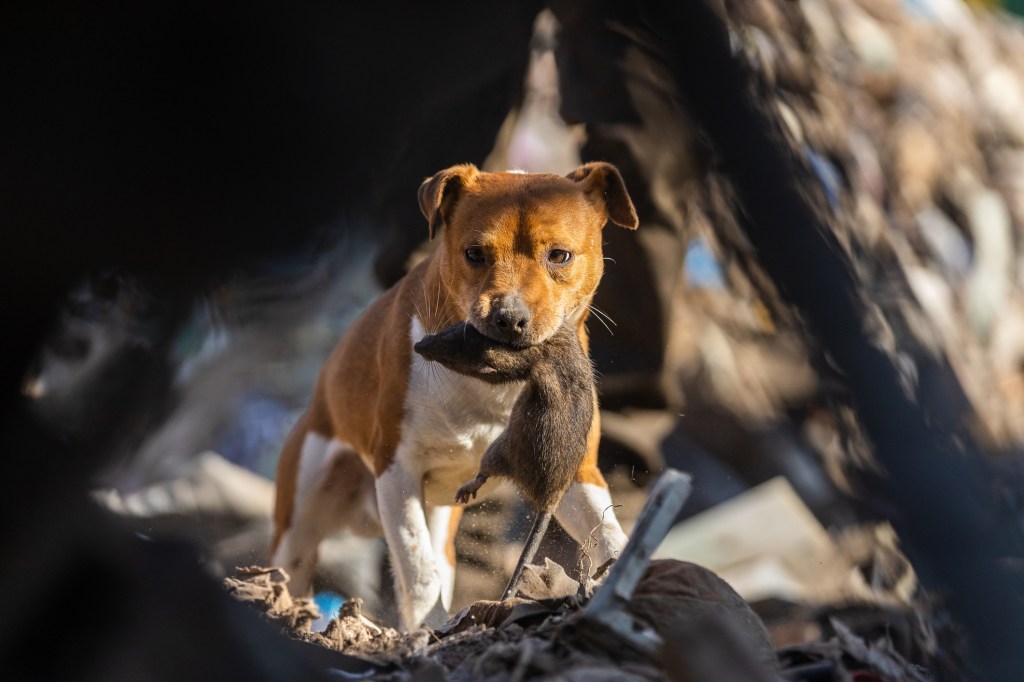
xmin=226 ymin=549 xmax=934 ymax=681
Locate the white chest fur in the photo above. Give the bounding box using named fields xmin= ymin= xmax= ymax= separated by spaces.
xmin=401 ymin=316 xmax=524 ymax=504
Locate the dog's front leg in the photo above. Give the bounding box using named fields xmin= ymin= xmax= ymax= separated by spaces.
xmin=426 ymin=503 xmax=461 ymax=612
xmin=554 ymin=411 xmax=629 ymax=569
xmin=556 ymin=477 xmax=629 ymax=567
xmin=376 ymin=463 xmax=448 ymax=630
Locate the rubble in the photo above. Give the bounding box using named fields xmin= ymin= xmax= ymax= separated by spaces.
xmin=224 ymin=566 xmax=320 ymax=634
xmin=722 ymin=0 xmax=1024 ymax=448
xmin=656 ymin=477 xmax=917 ymax=608
xmin=224 ymin=470 xmax=939 ymax=680
xmin=226 ymin=556 xmax=938 ymax=681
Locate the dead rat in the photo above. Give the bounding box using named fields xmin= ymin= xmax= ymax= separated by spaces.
xmin=413 ymin=320 xmax=595 ymax=600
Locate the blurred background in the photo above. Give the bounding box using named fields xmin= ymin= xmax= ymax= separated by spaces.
xmin=5 ymin=0 xmax=1024 ymax=679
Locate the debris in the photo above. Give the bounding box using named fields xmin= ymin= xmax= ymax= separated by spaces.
xmin=516 ymin=558 xmax=583 ymax=602
xmin=94 ymin=450 xmax=274 ymax=521
xmin=574 ymin=468 xmax=693 ymax=655
xmin=629 ymin=560 xmax=778 ymax=675
xmin=225 ymin=566 xmax=320 ymax=634
xmin=225 ymin=547 xmax=934 ymax=680
xmin=655 ymin=477 xmax=916 ymax=608
xmin=830 ymin=618 xmax=931 ymax=682
xmin=436 ymin=599 xmax=551 ymax=638
xmin=778 ymin=618 xmax=933 ymax=682
xmin=319 ymin=598 xmax=405 ymax=657
xmin=659 ymin=610 xmax=779 ymax=682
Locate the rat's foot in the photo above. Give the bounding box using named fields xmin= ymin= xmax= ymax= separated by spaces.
xmin=454 ymin=475 xmax=487 ymax=505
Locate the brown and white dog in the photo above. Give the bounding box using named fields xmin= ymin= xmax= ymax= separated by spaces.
xmin=271 ymin=162 xmax=638 ymax=630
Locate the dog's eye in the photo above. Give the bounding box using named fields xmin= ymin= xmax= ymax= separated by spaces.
xmin=465 ymin=246 xmax=485 ymax=264
xmin=548 ymin=249 xmax=573 ymax=265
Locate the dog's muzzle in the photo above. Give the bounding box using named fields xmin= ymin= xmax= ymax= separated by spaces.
xmin=482 ymin=295 xmax=533 ymax=345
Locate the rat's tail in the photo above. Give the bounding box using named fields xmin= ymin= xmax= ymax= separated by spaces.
xmin=501 ymin=510 xmax=553 ymax=600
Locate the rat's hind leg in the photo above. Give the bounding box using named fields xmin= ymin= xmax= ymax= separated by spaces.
xmin=453 ymin=439 xmax=507 ymax=504
xmin=454 ymin=474 xmax=488 ymax=504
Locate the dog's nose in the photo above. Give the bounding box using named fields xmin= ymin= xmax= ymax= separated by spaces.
xmin=486 ymin=297 xmax=532 ymax=343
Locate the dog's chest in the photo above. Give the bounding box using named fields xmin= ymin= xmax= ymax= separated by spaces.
xmin=402 ymin=317 xmax=523 ymax=482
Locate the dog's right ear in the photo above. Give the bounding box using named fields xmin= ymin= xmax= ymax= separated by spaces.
xmin=418 ymin=164 xmax=479 ymax=240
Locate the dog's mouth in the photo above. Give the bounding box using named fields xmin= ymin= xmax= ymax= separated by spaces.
xmin=469 ymin=321 xmax=519 ymax=347
xmin=470 ymin=320 xmax=545 ymax=349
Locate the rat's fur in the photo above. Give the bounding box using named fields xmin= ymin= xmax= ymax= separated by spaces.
xmin=413 ymin=321 xmax=595 ymax=512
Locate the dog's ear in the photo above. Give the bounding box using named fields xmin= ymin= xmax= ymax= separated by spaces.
xmin=418 ymin=164 xmax=479 ymax=239
xmin=566 ymin=162 xmax=639 ymax=230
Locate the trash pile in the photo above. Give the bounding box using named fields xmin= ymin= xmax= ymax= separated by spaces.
xmin=724 ymin=0 xmax=1024 ymax=447
xmin=225 ymin=472 xmax=933 ymax=680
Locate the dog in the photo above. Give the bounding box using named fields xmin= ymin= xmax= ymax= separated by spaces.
xmin=271 ymin=161 xmax=639 ymax=629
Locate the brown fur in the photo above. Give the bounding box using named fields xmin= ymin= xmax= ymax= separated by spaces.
xmin=414 ymin=321 xmax=595 ymax=511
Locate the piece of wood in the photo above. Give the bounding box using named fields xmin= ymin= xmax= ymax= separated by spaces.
xmin=579 ymin=469 xmax=693 ymax=655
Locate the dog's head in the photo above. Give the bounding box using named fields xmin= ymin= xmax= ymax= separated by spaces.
xmin=418 ymin=163 xmax=637 ymax=347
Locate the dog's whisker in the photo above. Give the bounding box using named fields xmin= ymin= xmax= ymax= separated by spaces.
xmin=590 ymin=314 xmax=614 ymax=337
xmin=420 ymin=277 xmax=433 ymax=321
xmin=416 ymin=278 xmax=427 ymax=320
xmin=587 ymin=305 xmax=615 ymax=336
xmin=434 ymin=280 xmax=443 ymax=325
xmin=427 ymin=362 xmax=450 ymax=411
xmin=411 ymin=297 xmax=425 ymax=325
xmin=440 ymin=275 xmax=454 ymax=325
xmin=588 ymin=304 xmax=618 ymax=327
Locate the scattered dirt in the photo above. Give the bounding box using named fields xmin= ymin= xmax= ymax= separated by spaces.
xmin=225 ymin=558 xmax=932 ymax=680
xmin=224 ymin=566 xmax=319 ymax=634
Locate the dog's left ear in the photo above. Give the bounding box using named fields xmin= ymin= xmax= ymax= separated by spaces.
xmin=566 ymin=162 xmax=639 ymax=230
xmin=418 ymin=164 xmax=479 ymax=240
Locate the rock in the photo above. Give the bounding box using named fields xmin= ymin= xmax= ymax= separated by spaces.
xmin=905 ymin=265 xmax=957 ymax=345
xmin=626 ymin=560 xmax=778 ymax=675
xmin=224 ymin=566 xmax=320 ymax=634
xmin=736 ymin=26 xmax=781 ymax=88
xmin=801 ymin=0 xmax=842 ymax=53
xmin=842 ymin=5 xmax=900 ymax=96
xmin=914 ymin=206 xmax=971 ymax=280
xmin=517 ymin=558 xmax=583 ymax=601
xmin=848 ymin=131 xmax=886 ymax=203
xmin=804 ymin=146 xmax=844 ymax=209
xmin=965 ymin=188 xmax=1013 ymax=338
xmin=776 ymin=100 xmax=804 ymax=145
xmin=320 ymin=597 xmax=403 ymax=656
xmin=892 ymin=119 xmax=941 ymax=211
xmin=980 ymin=65 xmax=1024 ymax=144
